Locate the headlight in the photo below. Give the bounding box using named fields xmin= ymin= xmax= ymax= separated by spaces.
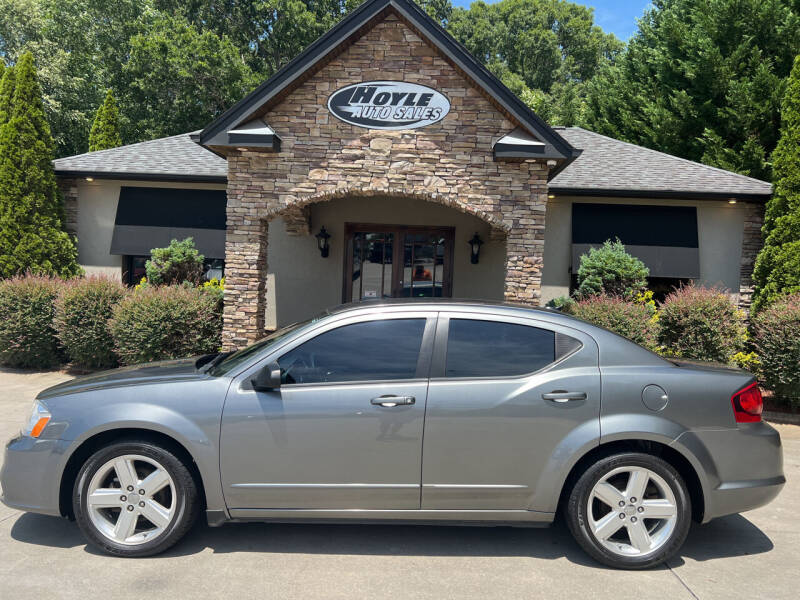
xmin=22 ymin=400 xmax=51 ymax=438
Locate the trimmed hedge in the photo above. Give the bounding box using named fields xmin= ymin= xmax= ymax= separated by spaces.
xmin=751 ymin=293 xmax=800 ymax=403
xmin=0 ymin=276 xmax=62 ymax=368
xmin=109 ymin=285 xmax=222 ymax=365
xmin=571 ymin=294 xmax=657 ymax=350
xmin=54 ymin=277 xmax=126 ymax=368
xmin=657 ymin=285 xmax=745 ymax=363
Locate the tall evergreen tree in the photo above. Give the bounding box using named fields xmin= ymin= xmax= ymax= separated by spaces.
xmin=0 ymin=63 xmax=14 ymax=126
xmin=88 ymin=88 xmax=121 ymax=152
xmin=585 ymin=0 xmax=800 ymax=181
xmin=0 ymin=52 xmax=80 ymax=278
xmin=752 ymin=55 xmax=800 ymax=312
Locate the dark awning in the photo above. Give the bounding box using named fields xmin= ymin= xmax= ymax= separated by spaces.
xmin=571 ymin=203 xmax=700 ymax=279
xmin=110 ymin=187 xmax=227 ymax=258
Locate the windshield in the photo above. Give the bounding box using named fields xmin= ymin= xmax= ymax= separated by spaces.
xmin=209 ymin=318 xmax=316 ymax=376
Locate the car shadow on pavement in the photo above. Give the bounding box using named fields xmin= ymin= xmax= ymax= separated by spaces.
xmin=9 ymin=511 xmax=773 ymax=567
xmin=669 ymin=513 xmax=774 ymax=565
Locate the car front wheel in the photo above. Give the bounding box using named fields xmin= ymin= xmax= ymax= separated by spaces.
xmin=566 ymin=452 xmax=691 ymax=569
xmin=73 ymin=440 xmax=199 ymax=557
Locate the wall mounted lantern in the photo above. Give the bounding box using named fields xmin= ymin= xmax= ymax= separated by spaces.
xmin=315 ymin=226 xmax=331 ymax=258
xmin=468 ymin=232 xmax=483 ymax=264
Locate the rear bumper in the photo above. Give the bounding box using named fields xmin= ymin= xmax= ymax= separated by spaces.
xmin=675 ymin=421 xmax=785 ymax=523
xmin=0 ymin=435 xmax=66 ymax=516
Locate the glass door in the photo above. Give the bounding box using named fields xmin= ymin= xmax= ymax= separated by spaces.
xmin=344 ymin=224 xmax=454 ymax=302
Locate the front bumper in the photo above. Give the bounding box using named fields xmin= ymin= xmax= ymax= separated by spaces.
xmin=1 ymin=435 xmax=69 ymax=516
xmin=675 ymin=421 xmax=785 ymax=523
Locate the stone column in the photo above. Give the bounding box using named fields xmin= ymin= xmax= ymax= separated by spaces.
xmin=57 ymin=178 xmax=79 ymax=237
xmin=502 ymin=163 xmax=548 ymax=305
xmin=738 ymin=201 xmax=765 ymax=314
xmin=222 ymin=217 xmax=268 ymax=350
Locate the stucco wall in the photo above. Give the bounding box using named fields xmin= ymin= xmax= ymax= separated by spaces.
xmin=541 ymin=196 xmax=748 ymax=303
xmin=73 ymin=179 xmax=227 ymax=278
xmin=266 ymin=196 xmax=505 ymax=328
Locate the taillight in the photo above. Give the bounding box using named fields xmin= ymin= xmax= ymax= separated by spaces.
xmin=731 ymin=382 xmax=763 ymax=423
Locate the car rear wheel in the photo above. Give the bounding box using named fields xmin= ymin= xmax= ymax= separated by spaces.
xmin=566 ymin=452 xmax=691 ymax=569
xmin=73 ymin=440 xmax=199 ymax=557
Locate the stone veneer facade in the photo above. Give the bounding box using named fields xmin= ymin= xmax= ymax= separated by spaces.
xmin=222 ymin=14 xmax=551 ymax=349
xmin=57 ymin=178 xmax=79 ymax=238
xmin=738 ymin=201 xmax=765 ymax=314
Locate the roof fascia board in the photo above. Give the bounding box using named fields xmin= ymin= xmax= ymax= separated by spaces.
xmin=549 ymin=187 xmax=771 ymax=202
xmin=54 ymin=170 xmax=228 ymax=184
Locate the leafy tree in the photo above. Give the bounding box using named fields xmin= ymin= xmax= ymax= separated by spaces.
xmin=585 ymin=0 xmax=800 ymax=181
xmin=0 ymin=0 xmax=155 ymax=157
xmin=419 ymin=0 xmax=453 ymax=25
xmin=119 ymin=14 xmax=255 ymax=143
xmin=156 ymin=1 xmax=360 ymax=79
xmin=0 ymin=52 xmax=80 ymax=278
xmin=0 ymin=62 xmax=12 ymax=125
xmin=447 ymin=0 xmax=622 ymax=126
xmin=751 ymin=55 xmax=800 ymax=312
xmin=88 ymin=88 xmax=122 ymax=152
xmin=574 ymin=239 xmax=649 ymax=300
xmin=145 ymin=237 xmax=205 ymax=286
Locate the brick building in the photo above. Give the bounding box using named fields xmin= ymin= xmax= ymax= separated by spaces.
xmin=53 ymin=0 xmax=772 ymax=349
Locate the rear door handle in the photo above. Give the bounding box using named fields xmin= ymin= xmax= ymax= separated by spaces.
xmin=542 ymin=391 xmax=587 ymax=403
xmin=371 ymin=395 xmax=415 ymax=407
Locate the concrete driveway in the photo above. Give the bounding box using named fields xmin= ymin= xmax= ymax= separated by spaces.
xmin=0 ymin=369 xmax=797 ymax=599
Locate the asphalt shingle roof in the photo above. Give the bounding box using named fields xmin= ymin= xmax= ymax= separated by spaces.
xmin=551 ymin=127 xmax=772 ymax=199
xmin=53 ymin=127 xmax=772 ymax=199
xmin=52 ymin=131 xmax=227 ymax=181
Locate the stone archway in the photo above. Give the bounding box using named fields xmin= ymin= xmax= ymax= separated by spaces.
xmin=222 ymin=168 xmax=548 ymax=350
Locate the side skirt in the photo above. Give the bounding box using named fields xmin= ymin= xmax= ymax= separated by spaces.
xmin=214 ymin=508 xmax=555 ymax=528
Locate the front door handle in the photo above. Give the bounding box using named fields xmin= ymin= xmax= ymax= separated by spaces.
xmin=371 ymin=395 xmax=415 ymax=407
xmin=542 ymin=391 xmax=587 ymax=403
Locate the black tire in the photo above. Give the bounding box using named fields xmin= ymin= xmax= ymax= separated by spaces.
xmin=565 ymin=452 xmax=691 ymax=569
xmin=73 ymin=440 xmax=199 ymax=557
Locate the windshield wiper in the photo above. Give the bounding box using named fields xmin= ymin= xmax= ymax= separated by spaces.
xmin=195 ymin=351 xmax=233 ymax=373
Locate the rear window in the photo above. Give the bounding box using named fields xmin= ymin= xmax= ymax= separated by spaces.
xmin=445 ymin=319 xmax=556 ymax=378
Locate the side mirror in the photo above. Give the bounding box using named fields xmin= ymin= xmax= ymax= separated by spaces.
xmin=251 ymin=362 xmax=282 ymax=392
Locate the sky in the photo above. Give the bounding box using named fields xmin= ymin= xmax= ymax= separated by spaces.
xmin=451 ymin=0 xmax=652 ymax=41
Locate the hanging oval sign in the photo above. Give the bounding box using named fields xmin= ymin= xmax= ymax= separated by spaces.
xmin=327 ymin=81 xmax=450 ymax=130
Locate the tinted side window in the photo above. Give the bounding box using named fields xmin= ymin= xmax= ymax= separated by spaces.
xmin=445 ymin=319 xmax=555 ymax=378
xmin=278 ymin=318 xmax=426 ymax=384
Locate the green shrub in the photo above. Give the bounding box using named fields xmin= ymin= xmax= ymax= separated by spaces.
xmin=145 ymin=237 xmax=205 ymax=286
xmin=571 ymin=294 xmax=657 ymax=349
xmin=751 ymin=293 xmax=800 ymax=403
xmin=546 ymin=295 xmax=576 ymax=313
xmin=109 ymin=285 xmax=222 ymax=365
xmin=657 ymin=285 xmax=746 ymax=363
xmin=0 ymin=276 xmax=63 ymax=368
xmin=54 ymin=277 xmax=126 ymax=368
xmin=575 ymin=239 xmax=649 ymax=300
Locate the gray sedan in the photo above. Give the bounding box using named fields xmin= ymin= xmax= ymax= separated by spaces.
xmin=0 ymin=301 xmax=784 ymax=569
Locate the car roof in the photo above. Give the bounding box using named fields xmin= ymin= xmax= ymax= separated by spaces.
xmin=325 ymin=298 xmax=576 ymax=324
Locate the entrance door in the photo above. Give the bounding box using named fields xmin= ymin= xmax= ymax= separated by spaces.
xmin=344 ymin=224 xmax=454 ymax=302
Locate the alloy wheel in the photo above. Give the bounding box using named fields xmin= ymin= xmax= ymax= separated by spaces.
xmin=586 ymin=466 xmax=678 ymax=558
xmin=85 ymin=454 xmax=176 ymax=546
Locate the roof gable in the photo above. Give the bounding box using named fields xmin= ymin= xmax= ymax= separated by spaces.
xmin=197 ymin=0 xmax=577 ymax=164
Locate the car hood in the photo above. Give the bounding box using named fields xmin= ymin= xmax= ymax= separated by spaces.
xmin=37 ymin=358 xmax=210 ymax=399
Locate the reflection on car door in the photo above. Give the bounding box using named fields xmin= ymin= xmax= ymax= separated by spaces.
xmin=220 ymin=313 xmax=435 ymax=512
xmin=421 ymin=313 xmax=601 ymax=511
